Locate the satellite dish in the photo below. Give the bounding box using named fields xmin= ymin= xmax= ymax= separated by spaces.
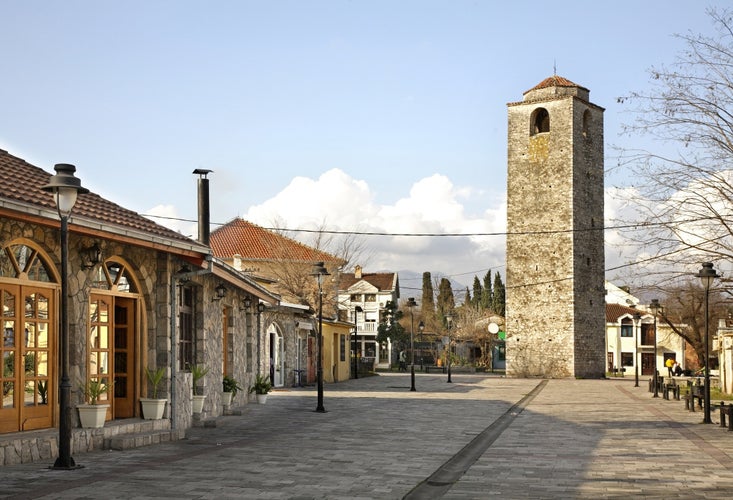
xmin=488 ymin=322 xmax=499 ymax=334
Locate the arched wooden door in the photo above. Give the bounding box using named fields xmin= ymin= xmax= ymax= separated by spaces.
xmin=0 ymin=242 xmax=57 ymax=434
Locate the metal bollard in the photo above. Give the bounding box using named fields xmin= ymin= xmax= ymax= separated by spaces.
xmin=721 ymin=402 xmax=727 ymax=428
xmin=728 ymin=404 xmax=733 ymax=432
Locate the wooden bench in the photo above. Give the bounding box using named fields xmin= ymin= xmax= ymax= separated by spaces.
xmin=663 ymin=379 xmax=681 ymax=400
xmin=685 ymin=384 xmax=704 ymax=411
xmin=422 ymin=365 xmax=445 ymax=374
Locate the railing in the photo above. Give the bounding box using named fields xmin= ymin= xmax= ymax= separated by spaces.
xmin=356 ymin=322 xmax=377 ymax=333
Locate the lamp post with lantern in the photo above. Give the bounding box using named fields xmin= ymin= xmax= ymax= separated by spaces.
xmin=406 ymin=298 xmax=417 ymax=392
xmin=311 ymin=262 xmax=329 ymax=413
xmin=42 ymin=164 xmax=88 ymax=470
xmin=697 ymin=262 xmax=719 ymax=424
xmin=445 ymin=313 xmax=453 ymax=383
xmin=650 ymin=299 xmax=662 ymax=398
xmin=634 ymin=312 xmax=641 ymax=388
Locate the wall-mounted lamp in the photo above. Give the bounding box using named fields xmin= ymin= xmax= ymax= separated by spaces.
xmin=212 ymin=283 xmax=227 ymax=301
xmin=80 ymin=242 xmax=102 ymax=269
xmin=241 ymin=296 xmax=252 ymax=311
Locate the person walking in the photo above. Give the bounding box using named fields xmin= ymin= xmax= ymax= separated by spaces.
xmin=665 ymin=358 xmax=675 ymax=377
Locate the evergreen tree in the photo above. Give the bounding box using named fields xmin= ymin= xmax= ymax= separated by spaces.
xmin=492 ymin=272 xmax=506 ymax=316
xmin=480 ymin=270 xmax=492 ymax=310
xmin=436 ymin=277 xmax=455 ymax=323
xmin=376 ymin=300 xmax=407 ymax=348
xmin=471 ymin=276 xmax=483 ymax=309
xmin=421 ymin=272 xmax=435 ymax=323
xmin=464 ymin=286 xmax=471 ymax=307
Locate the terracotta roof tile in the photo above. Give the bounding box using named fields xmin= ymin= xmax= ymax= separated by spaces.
xmin=210 ymin=217 xmax=342 ymax=265
xmin=338 ymin=272 xmax=398 ymax=292
xmin=606 ymin=303 xmax=645 ymax=322
xmin=0 ymin=148 xmax=206 ymax=250
xmin=525 ymin=75 xmax=587 ymax=95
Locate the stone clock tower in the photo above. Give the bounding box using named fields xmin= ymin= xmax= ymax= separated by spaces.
xmin=505 ymin=76 xmax=606 ymax=378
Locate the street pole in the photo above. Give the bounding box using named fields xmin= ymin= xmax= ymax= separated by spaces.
xmin=698 ymin=262 xmax=719 ymax=424
xmin=311 ymin=262 xmax=329 ymax=413
xmin=634 ymin=312 xmax=640 ymax=388
xmin=407 ymin=298 xmax=417 ymax=392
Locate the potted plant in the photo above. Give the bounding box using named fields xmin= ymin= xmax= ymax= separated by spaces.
xmin=222 ymin=375 xmax=242 ymax=406
xmin=191 ymin=364 xmax=209 ymax=413
xmin=248 ymin=374 xmax=272 ymax=404
xmin=140 ymin=367 xmax=167 ymax=419
xmin=77 ymin=378 xmax=111 ymax=428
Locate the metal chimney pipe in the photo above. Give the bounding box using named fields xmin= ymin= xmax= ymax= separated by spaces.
xmin=193 ymin=169 xmax=213 ymax=245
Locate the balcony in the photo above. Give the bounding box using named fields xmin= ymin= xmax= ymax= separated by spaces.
xmin=356 ymin=322 xmax=377 ymax=334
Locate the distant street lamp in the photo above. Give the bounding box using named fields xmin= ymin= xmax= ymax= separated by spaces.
xmin=446 ymin=313 xmax=453 ymax=383
xmin=650 ymin=299 xmax=662 ymax=398
xmin=418 ymin=321 xmax=425 ymax=369
xmin=406 ymin=298 xmax=417 ymax=392
xmin=311 ymin=262 xmax=329 ymax=413
xmin=352 ymin=306 xmax=363 ymax=379
xmin=42 ymin=164 xmax=88 ymax=470
xmin=634 ymin=312 xmax=641 ymax=388
xmin=697 ymin=262 xmax=719 ymax=424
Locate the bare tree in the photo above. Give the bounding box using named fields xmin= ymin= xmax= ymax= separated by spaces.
xmin=614 ymin=8 xmax=733 ymax=287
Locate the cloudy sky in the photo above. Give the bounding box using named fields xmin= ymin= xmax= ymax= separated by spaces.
xmin=1 ymin=1 xmax=726 ymax=291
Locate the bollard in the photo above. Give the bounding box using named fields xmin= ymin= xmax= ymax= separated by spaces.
xmin=728 ymin=404 xmax=733 ymax=431
xmin=721 ymin=402 xmax=727 ymax=428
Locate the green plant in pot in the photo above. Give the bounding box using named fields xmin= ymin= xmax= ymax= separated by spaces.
xmin=141 ymin=366 xmax=167 ymax=419
xmin=249 ymin=374 xmax=272 ymax=404
xmin=190 ymin=364 xmax=209 ymax=414
xmin=222 ymin=375 xmax=242 ymax=406
xmin=77 ymin=377 xmax=111 ymax=428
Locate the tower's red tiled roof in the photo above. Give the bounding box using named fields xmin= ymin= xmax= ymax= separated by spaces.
xmin=210 ymin=217 xmax=342 ymax=265
xmin=0 ymin=149 xmax=206 ymax=252
xmin=339 ymin=271 xmax=398 ymax=292
xmin=524 ymin=75 xmax=587 ymax=95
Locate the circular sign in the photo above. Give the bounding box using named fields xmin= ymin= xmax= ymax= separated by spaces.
xmin=488 ymin=322 xmax=499 ymax=334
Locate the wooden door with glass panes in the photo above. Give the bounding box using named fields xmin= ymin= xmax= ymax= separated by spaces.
xmin=0 ymin=285 xmax=55 ymax=433
xmin=89 ymin=294 xmax=136 ymax=419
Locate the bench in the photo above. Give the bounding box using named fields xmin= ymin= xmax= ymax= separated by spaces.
xmin=685 ymin=383 xmax=704 ymax=411
xmin=662 ymin=379 xmax=681 ymax=400
xmin=423 ymin=365 xmax=445 ymax=374
xmin=720 ymin=402 xmax=733 ymax=430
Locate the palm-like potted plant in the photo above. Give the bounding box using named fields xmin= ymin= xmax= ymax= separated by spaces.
xmin=248 ymin=374 xmax=272 ymax=404
xmin=140 ymin=367 xmax=167 ymax=419
xmin=222 ymin=375 xmax=242 ymax=406
xmin=191 ymin=364 xmax=209 ymax=413
xmin=77 ymin=377 xmax=111 ymax=428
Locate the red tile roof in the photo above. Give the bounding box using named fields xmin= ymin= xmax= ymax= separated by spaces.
xmin=210 ymin=217 xmax=342 ymax=265
xmin=0 ymin=148 xmax=208 ymax=253
xmin=339 ymin=271 xmax=398 ymax=292
xmin=525 ymin=75 xmax=587 ymax=95
xmin=606 ymin=303 xmax=646 ymax=323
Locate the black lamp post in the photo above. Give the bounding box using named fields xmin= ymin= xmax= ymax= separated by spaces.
xmin=256 ymin=302 xmax=264 ymax=376
xmin=311 ymin=262 xmax=329 ymax=413
xmin=446 ymin=313 xmax=453 ymax=383
xmin=42 ymin=164 xmax=88 ymax=470
xmin=697 ymin=262 xmax=719 ymax=424
xmin=650 ymin=299 xmax=662 ymax=398
xmin=418 ymin=320 xmax=425 ymax=369
xmin=352 ymin=306 xmax=362 ymax=379
xmin=406 ymin=298 xmax=417 ymax=392
xmin=634 ymin=312 xmax=641 ymax=388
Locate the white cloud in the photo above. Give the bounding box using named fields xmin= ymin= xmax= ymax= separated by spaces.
xmin=145 ymin=204 xmax=197 ymax=239
xmin=245 ymin=169 xmax=505 ymax=286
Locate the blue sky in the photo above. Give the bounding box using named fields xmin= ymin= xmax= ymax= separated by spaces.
xmin=0 ymin=1 xmax=726 ymax=288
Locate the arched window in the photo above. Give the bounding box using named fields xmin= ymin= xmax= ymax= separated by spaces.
xmin=582 ymin=109 xmax=592 ymax=137
xmin=531 ymin=108 xmax=550 ymax=135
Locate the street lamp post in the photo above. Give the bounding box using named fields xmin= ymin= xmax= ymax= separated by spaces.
xmin=406 ymin=298 xmax=417 ymax=392
xmin=311 ymin=262 xmax=329 ymax=413
xmin=634 ymin=312 xmax=641 ymax=388
xmin=256 ymin=302 xmax=264 ymax=376
xmin=42 ymin=164 xmax=88 ymax=470
xmin=352 ymin=306 xmax=362 ymax=380
xmin=697 ymin=262 xmax=719 ymax=424
xmin=418 ymin=321 xmax=425 ymax=370
xmin=650 ymin=299 xmax=662 ymax=398
xmin=446 ymin=313 xmax=453 ymax=383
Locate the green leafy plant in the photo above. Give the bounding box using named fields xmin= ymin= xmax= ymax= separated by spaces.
xmin=190 ymin=364 xmax=209 ymax=395
xmin=81 ymin=377 xmax=111 ymax=405
xmin=145 ymin=367 xmax=166 ymax=399
xmin=222 ymin=375 xmax=242 ymax=399
xmin=248 ymin=374 xmax=272 ymax=395
xmin=38 ymin=380 xmax=48 ymax=404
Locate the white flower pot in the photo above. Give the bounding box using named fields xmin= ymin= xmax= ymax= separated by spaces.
xmin=192 ymin=394 xmax=206 ymax=413
xmin=78 ymin=404 xmax=109 ymax=428
xmin=256 ymin=393 xmax=268 ymax=404
xmin=140 ymin=398 xmax=167 ymax=420
xmin=221 ymin=391 xmax=233 ymax=406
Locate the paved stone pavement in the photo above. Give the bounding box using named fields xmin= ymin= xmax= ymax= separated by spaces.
xmin=2 ymin=372 xmax=733 ymax=499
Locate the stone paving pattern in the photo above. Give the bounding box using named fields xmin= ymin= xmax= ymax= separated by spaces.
xmin=2 ymin=373 xmax=733 ymax=499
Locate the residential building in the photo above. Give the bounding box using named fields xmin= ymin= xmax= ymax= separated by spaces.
xmin=337 ymin=265 xmax=399 ymax=369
